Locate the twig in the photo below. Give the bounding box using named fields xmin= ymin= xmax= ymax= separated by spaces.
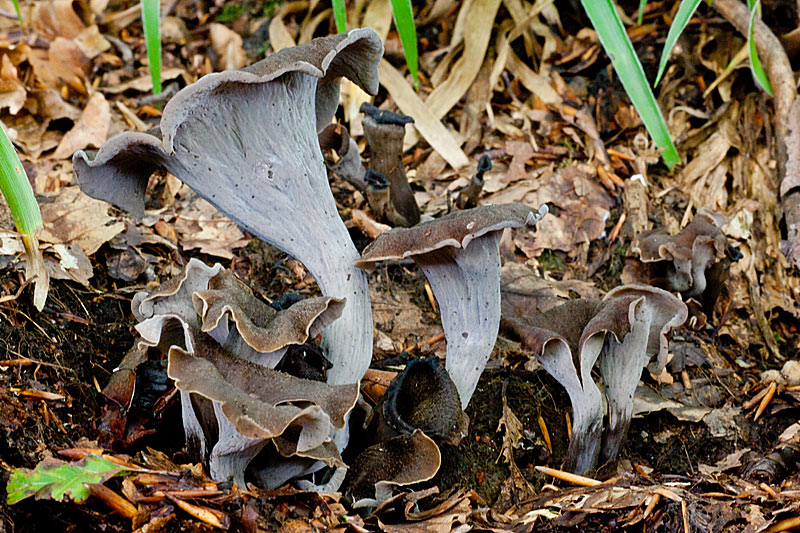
xmin=535 ymin=465 xmax=602 ymax=487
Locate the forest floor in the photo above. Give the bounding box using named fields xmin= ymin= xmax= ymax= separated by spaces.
xmin=1 ymin=0 xmax=800 ymax=531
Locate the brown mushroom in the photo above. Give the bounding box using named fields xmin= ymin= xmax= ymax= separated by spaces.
xmin=356 ymin=203 xmax=549 ymax=409
xmin=345 ymin=429 xmax=441 ymax=508
xmin=129 ymin=259 xmax=359 ymax=487
xmin=360 ymin=102 xmax=420 ymax=227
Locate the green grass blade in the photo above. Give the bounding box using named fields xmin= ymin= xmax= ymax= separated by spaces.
xmin=748 ymin=0 xmax=772 ymax=96
xmin=332 ymin=0 xmax=346 ymax=33
xmin=581 ymin=0 xmax=680 ymax=169
xmin=10 ymin=0 xmax=23 ymax=29
xmin=637 ymin=0 xmax=647 ymax=25
xmin=0 ymin=128 xmax=40 ymax=237
xmin=0 ymin=126 xmax=48 ymax=310
xmin=141 ymin=0 xmax=162 ymax=95
xmin=389 ymin=0 xmax=418 ymax=88
xmin=654 ymin=0 xmax=702 ymax=87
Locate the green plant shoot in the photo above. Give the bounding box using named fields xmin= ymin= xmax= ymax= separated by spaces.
xmin=10 ymin=0 xmax=23 ymax=29
xmin=654 ymin=0 xmax=703 ymax=87
xmin=748 ymin=0 xmax=772 ymax=96
xmin=581 ymin=0 xmax=680 ymax=169
xmin=389 ymin=0 xmax=418 ymax=88
xmin=0 ymin=126 xmax=47 ymax=309
xmin=637 ymin=0 xmax=647 ymax=25
xmin=332 ymin=0 xmax=347 ymax=33
xmin=141 ymin=0 xmax=162 ymax=95
xmin=330 ymin=0 xmax=418 ymax=88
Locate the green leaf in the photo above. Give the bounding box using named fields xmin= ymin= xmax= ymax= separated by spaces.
xmin=7 ymin=455 xmax=127 ymax=505
xmin=0 ymin=126 xmax=41 ymax=237
xmin=332 ymin=0 xmax=346 ymax=33
xmin=581 ymin=0 xmax=680 ymax=169
xmin=637 ymin=0 xmax=647 ymax=25
xmin=390 ymin=0 xmax=418 ymax=88
xmin=748 ymin=0 xmax=772 ymax=96
xmin=141 ymin=0 xmax=162 ymax=95
xmin=654 ymin=0 xmax=702 ymax=87
xmin=10 ymin=0 xmax=23 ymax=29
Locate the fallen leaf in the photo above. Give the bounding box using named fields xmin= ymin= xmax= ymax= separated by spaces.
xmin=209 ymin=23 xmax=248 ymax=70
xmin=53 ymin=92 xmax=111 ymax=159
xmin=38 ymin=186 xmax=125 ymax=255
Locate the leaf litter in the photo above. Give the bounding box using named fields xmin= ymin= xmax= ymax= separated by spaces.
xmin=0 ymin=0 xmax=799 ymax=531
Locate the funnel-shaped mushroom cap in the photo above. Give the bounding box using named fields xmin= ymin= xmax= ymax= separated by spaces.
xmin=501 ymin=300 xmax=607 ymax=474
xmin=346 ymin=429 xmax=441 ymax=507
xmin=74 ymin=29 xmax=383 ymax=387
xmin=633 ymin=208 xmax=727 ymax=297
xmin=168 ymin=342 xmax=357 ymax=485
xmin=192 ymin=269 xmax=344 ymax=369
xmin=357 ymin=203 xmax=548 ymax=408
xmin=373 ymin=357 xmax=469 ymax=446
xmin=597 ymin=285 xmax=687 ymax=463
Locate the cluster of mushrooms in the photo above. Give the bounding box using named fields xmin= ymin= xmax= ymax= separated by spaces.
xmin=73 ymin=27 xmax=719 ymax=495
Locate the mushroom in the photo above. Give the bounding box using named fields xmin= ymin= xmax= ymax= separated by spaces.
xmin=345 ymin=429 xmax=441 ymax=508
xmin=500 ymin=284 xmax=687 ymax=473
xmin=360 ymin=102 xmax=420 ymax=227
xmin=73 ymin=29 xmax=384 ymax=387
xmin=369 ymin=357 xmax=469 ymax=446
xmin=364 ymin=169 xmax=391 ymax=222
xmin=631 ymin=208 xmax=729 ymax=298
xmin=168 ymin=340 xmax=357 ymax=486
xmin=500 ymin=300 xmax=606 ymax=474
xmin=192 ymin=269 xmax=344 ymax=369
xmin=356 ymin=203 xmax=549 ymax=409
xmin=318 ymin=123 xmax=367 ymax=192
xmin=596 ymin=285 xmax=687 ymax=463
xmin=129 ymin=259 xmax=359 ymax=486
xmin=456 ymin=154 xmax=491 ymax=209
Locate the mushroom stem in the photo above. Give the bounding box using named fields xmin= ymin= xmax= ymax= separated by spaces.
xmin=365 ymin=169 xmax=391 ymax=221
xmin=416 ymin=233 xmax=503 ymax=409
xmin=361 ymin=103 xmax=420 ymax=227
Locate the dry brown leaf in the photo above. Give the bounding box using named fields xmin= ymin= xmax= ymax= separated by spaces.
xmin=4 ymin=114 xmax=56 ymax=158
xmin=379 ymin=60 xmax=469 ymax=169
xmin=505 ymin=140 xmax=535 ymax=183
xmin=505 ymin=49 xmax=561 ymax=104
xmin=169 ymin=195 xmax=249 ymax=259
xmin=102 ymin=68 xmax=187 ymax=94
xmin=487 ymin=166 xmax=613 ymax=256
xmin=424 ymin=0 xmax=501 ymax=119
xmin=782 ymin=97 xmax=800 ymax=198
xmin=29 ymin=37 xmax=89 ymax=90
xmin=38 ymin=186 xmax=125 ymax=255
xmin=53 ymin=92 xmax=111 ymax=159
xmin=0 ymin=54 xmax=26 ymax=114
xmin=268 ymin=5 xmax=298 ymax=52
xmin=32 ymin=0 xmax=86 ymax=39
xmin=209 ymin=23 xmax=248 ymax=70
xmin=33 ymin=89 xmax=82 ymax=122
xmin=73 ymin=25 xmax=112 ymax=59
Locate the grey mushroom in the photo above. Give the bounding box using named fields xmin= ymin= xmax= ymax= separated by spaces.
xmin=356 ymin=203 xmax=549 ymax=409
xmin=73 ymin=29 xmax=383 ymax=387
